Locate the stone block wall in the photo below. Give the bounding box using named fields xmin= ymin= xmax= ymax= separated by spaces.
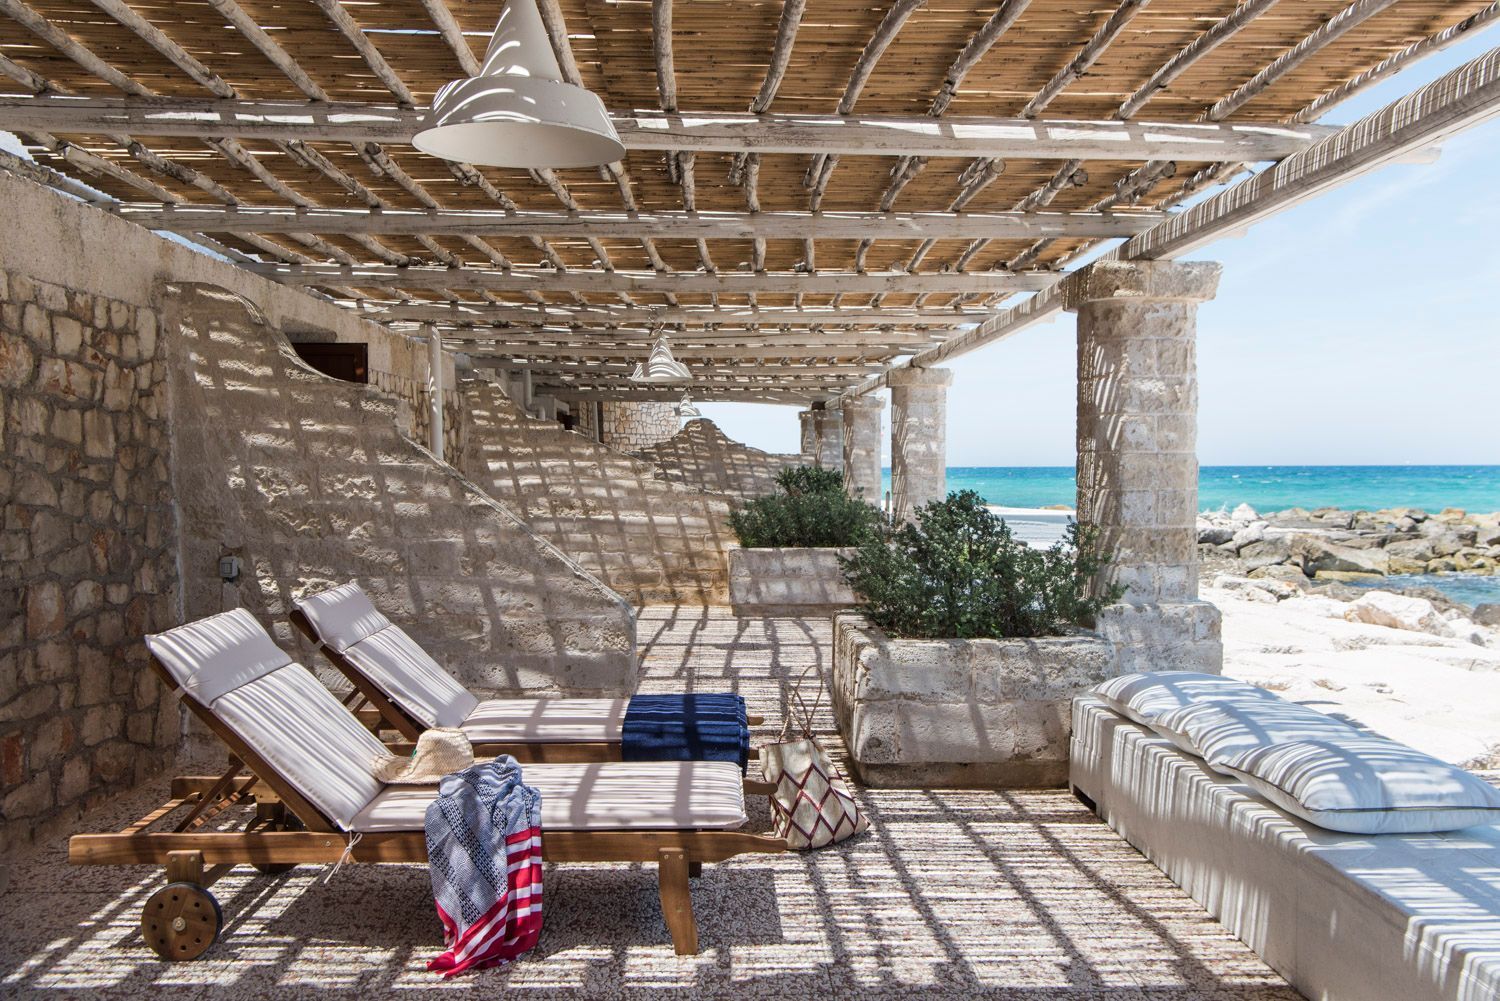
xmin=368 ymin=369 xmax=462 ymax=462
xmin=0 ymin=170 xmax=638 ymax=854
xmin=163 ymin=284 xmax=637 ymax=697
xmin=599 ymin=400 xmax=678 ymax=450
xmin=0 ymin=270 xmax=179 ymax=856
xmin=831 ymin=614 xmax=1117 ymax=788
xmin=459 ymin=379 xmax=736 ymax=605
xmin=632 ymin=418 xmax=803 ymax=504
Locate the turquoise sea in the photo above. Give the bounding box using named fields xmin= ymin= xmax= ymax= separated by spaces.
xmin=881 ymin=465 xmax=1500 ymax=515
xmin=876 ymin=465 xmax=1500 ymax=607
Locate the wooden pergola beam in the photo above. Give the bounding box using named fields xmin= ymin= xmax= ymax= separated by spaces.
xmin=247 ymin=265 xmax=1058 ymax=294
xmin=846 ymin=41 xmax=1500 ymax=395
xmin=452 ymin=344 xmax=937 ymax=360
xmin=364 ymin=302 xmax=990 ymax=326
xmin=108 ymin=204 xmax=1163 ymax=240
xmin=0 ymin=98 xmax=1337 ymax=160
xmin=535 ymin=387 xmax=821 ymax=404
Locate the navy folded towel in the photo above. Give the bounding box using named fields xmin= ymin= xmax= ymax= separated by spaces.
xmin=621 ymin=693 xmax=749 ymax=773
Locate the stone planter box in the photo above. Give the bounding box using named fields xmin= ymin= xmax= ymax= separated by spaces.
xmin=728 ymin=546 xmax=857 ymax=616
xmin=831 ymin=614 xmax=1116 ymax=788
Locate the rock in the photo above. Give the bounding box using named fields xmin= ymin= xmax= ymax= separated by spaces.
xmin=1228 ymin=521 xmax=1268 ymax=551
xmin=1306 ymin=582 xmax=1366 ymax=602
xmin=1285 ymin=595 xmax=1352 ymax=618
xmin=1434 ymin=507 xmax=1468 ymax=524
xmin=1230 ymin=503 xmax=1258 ymax=523
xmin=1474 ymin=604 xmax=1500 ymax=628
xmin=1312 ymin=508 xmax=1355 ymax=529
xmin=1214 ymin=575 xmax=1299 ymax=601
xmin=1344 ymin=591 xmax=1446 ymax=634
xmin=1272 ymin=507 xmax=1311 ymax=522
xmin=1247 ymin=563 xmax=1310 ymax=587
xmin=1443 ymin=617 xmax=1489 ymax=646
xmin=1455 ymin=548 xmax=1496 ymax=572
xmin=1313 ymin=570 xmax=1386 ymax=583
xmin=1239 ymin=537 xmax=1294 ymax=571
xmin=1475 ymin=522 xmax=1500 ymax=547
xmin=1427 ymin=557 xmax=1458 ymax=573
xmin=1392 ymin=516 xmax=1418 ymax=533
xmin=1296 ymin=536 xmax=1389 ymax=576
xmin=1196 ymin=518 xmax=1234 ymax=546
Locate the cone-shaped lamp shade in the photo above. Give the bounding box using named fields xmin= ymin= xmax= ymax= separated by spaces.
xmin=676 ymin=395 xmax=702 ymax=420
xmin=414 ymin=0 xmax=624 ymax=168
xmin=630 ymin=337 xmax=692 ymax=385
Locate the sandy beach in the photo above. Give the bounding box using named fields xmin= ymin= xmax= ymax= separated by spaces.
xmin=1208 ymin=581 xmax=1500 ymax=767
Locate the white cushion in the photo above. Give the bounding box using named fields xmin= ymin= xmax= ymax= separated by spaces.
xmin=1153 ymin=698 xmax=1358 ymax=762
xmin=1092 ymin=671 xmax=1279 ymax=750
xmin=213 ymin=664 xmax=390 ymax=830
xmin=295 ymin=582 xmax=391 ymax=653
xmin=341 ymin=626 xmax=479 ymax=728
xmin=1218 ymin=736 xmax=1500 ymax=834
xmin=461 ymin=698 xmax=628 ymax=744
xmin=351 ymin=760 xmax=748 ymax=833
xmin=145 ymin=608 xmax=292 ymax=705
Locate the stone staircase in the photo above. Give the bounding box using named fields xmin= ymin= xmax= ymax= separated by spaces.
xmin=630 ymin=417 xmax=803 ymax=504
xmin=457 ymin=378 xmax=735 ymax=605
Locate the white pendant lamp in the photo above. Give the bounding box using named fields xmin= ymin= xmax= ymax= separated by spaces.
xmin=413 ymin=0 xmax=624 ymax=168
xmin=675 ymin=394 xmax=701 ymax=420
xmin=630 ymin=336 xmax=692 ymax=385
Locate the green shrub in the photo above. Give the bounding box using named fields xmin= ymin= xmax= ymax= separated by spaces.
xmin=839 ymin=490 xmax=1122 ymax=639
xmin=729 ymin=466 xmax=886 ymax=548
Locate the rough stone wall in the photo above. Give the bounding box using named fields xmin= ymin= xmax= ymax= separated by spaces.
xmin=632 ymin=418 xmax=803 ymax=504
xmin=368 ymin=369 xmax=462 ymax=462
xmin=459 ymin=379 xmax=736 ymax=605
xmin=599 ymin=400 xmax=678 ymax=450
xmin=163 ymin=284 xmax=637 ymax=696
xmin=831 ymin=614 xmax=1116 ymax=788
xmin=0 ymin=172 xmax=637 ymax=855
xmin=0 ymin=270 xmax=179 ymax=855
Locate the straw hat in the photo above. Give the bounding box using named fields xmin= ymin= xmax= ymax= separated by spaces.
xmin=374 ymin=728 xmax=474 ymax=784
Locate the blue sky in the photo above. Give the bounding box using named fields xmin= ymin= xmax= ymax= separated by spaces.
xmin=701 ymin=29 xmax=1500 ymax=467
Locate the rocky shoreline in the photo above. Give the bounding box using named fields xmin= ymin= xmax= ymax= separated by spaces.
xmin=1198 ymin=504 xmax=1500 ymax=580
xmin=1197 ymin=504 xmax=1500 ymax=644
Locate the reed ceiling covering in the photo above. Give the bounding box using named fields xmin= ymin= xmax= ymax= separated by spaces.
xmin=0 ymin=0 xmax=1494 ymax=400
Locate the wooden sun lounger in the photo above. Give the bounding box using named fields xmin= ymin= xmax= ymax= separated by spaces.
xmin=69 ymin=613 xmax=786 ymax=962
xmin=286 ymin=583 xmax=763 ymax=762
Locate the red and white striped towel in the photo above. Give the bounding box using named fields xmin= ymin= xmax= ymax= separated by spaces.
xmin=423 ymin=757 xmax=544 ymax=976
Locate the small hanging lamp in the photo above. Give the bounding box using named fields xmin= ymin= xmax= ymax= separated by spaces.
xmin=630 ymin=335 xmax=692 ymax=385
xmin=675 ymin=394 xmax=701 ymax=420
xmin=414 ymin=0 xmax=624 ymax=169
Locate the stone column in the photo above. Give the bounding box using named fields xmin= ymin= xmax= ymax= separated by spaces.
xmin=887 ymin=367 xmax=952 ymax=523
xmin=1066 ymin=259 xmax=1224 ymax=674
xmin=812 ymin=406 xmax=843 ymax=469
xmin=841 ymin=395 xmax=884 ymax=504
xmin=798 ymin=409 xmax=817 ymax=463
xmin=798 ymin=406 xmax=842 ymax=468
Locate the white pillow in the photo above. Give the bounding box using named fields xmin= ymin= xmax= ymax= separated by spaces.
xmin=1218 ymin=736 xmax=1500 ymax=834
xmin=295 ymin=582 xmax=391 ymax=653
xmin=1092 ymin=672 xmax=1280 ymax=751
xmin=1153 ymin=698 xmax=1357 ymax=762
xmin=145 ymin=608 xmax=292 ymax=705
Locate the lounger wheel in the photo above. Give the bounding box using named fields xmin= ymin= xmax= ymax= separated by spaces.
xmin=142 ymin=882 xmax=222 ymax=961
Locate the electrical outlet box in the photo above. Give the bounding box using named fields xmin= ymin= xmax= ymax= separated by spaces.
xmin=218 ymin=556 xmax=241 ymax=583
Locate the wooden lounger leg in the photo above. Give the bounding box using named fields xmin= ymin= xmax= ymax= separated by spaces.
xmin=657 ymin=849 xmax=699 ymax=956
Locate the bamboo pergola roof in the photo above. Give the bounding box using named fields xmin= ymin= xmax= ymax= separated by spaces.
xmin=1 ymin=0 xmax=1497 ymax=403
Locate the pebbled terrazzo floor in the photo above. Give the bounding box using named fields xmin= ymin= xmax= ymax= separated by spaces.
xmin=0 ymin=607 xmax=1298 ymax=999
